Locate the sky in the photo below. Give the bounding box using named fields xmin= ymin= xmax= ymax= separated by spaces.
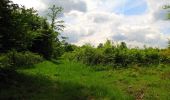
xmin=12 ymin=0 xmax=170 ymax=48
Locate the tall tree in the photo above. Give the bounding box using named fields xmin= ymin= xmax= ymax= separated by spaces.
xmin=48 ymin=5 xmax=64 ymax=32
xmin=120 ymin=42 xmax=127 ymax=49
xmin=164 ymin=5 xmax=170 ymax=49
xmin=11 ymin=7 xmax=43 ymax=51
xmin=32 ymin=5 xmax=65 ymax=59
xmin=0 ymin=0 xmax=43 ymax=52
xmin=47 ymin=5 xmax=65 ymax=59
xmin=168 ymin=39 xmax=170 ymax=49
xmin=30 ymin=18 xmax=57 ymax=59
xmin=0 ymin=0 xmax=18 ymax=52
xmin=164 ymin=5 xmax=170 ymax=19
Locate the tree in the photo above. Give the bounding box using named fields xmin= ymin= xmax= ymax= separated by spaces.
xmin=98 ymin=43 xmax=104 ymax=48
xmin=104 ymin=40 xmax=112 ymax=48
xmin=120 ymin=42 xmax=127 ymax=49
xmin=48 ymin=5 xmax=64 ymax=32
xmin=168 ymin=39 xmax=170 ymax=49
xmin=0 ymin=0 xmax=18 ymax=52
xmin=46 ymin=5 xmax=65 ymax=59
xmin=29 ymin=5 xmax=66 ymax=59
xmin=11 ymin=7 xmax=43 ymax=51
xmin=163 ymin=5 xmax=170 ymax=19
xmin=164 ymin=5 xmax=170 ymax=49
xmin=0 ymin=0 xmax=44 ymax=52
xmin=30 ymin=19 xmax=54 ymax=59
xmin=0 ymin=1 xmax=65 ymax=59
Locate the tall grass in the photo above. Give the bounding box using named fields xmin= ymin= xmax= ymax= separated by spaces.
xmin=1 ymin=59 xmax=170 ymax=99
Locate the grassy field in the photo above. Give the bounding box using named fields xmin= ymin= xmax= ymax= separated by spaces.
xmin=1 ymin=60 xmax=170 ymax=100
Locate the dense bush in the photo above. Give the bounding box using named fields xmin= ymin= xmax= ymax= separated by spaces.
xmin=0 ymin=50 xmax=43 ymax=69
xmin=160 ymin=49 xmax=170 ymax=63
xmin=62 ymin=41 xmax=170 ymax=68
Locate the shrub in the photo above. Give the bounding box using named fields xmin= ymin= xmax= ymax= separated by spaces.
xmin=62 ymin=52 xmax=76 ymax=61
xmin=62 ymin=41 xmax=170 ymax=68
xmin=144 ymin=49 xmax=160 ymax=65
xmin=0 ymin=55 xmax=10 ymax=69
xmin=160 ymin=49 xmax=170 ymax=64
xmin=0 ymin=50 xmax=43 ymax=70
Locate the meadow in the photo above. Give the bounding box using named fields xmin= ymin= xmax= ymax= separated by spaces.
xmin=1 ymin=1 xmax=170 ymax=100
xmin=1 ymin=59 xmax=170 ymax=100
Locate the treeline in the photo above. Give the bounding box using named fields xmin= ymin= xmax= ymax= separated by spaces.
xmin=0 ymin=0 xmax=68 ymax=69
xmin=0 ymin=0 xmax=170 ymax=69
xmin=63 ymin=40 xmax=170 ymax=68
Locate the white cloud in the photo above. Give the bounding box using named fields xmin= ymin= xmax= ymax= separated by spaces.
xmin=42 ymin=0 xmax=87 ymax=13
xmin=12 ymin=0 xmax=47 ymax=11
xmin=63 ymin=0 xmax=170 ymax=48
xmin=12 ymin=0 xmax=87 ymax=15
xmin=11 ymin=0 xmax=170 ymax=48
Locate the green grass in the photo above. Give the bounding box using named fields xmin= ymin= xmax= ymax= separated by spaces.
xmin=0 ymin=60 xmax=170 ymax=100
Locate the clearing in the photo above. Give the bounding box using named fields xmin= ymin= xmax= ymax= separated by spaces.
xmin=1 ymin=60 xmax=170 ymax=100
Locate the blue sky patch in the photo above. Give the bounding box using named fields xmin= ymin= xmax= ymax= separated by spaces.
xmin=115 ymin=0 xmax=148 ymax=15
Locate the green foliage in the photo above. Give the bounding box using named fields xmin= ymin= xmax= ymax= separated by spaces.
xmin=0 ymin=1 xmax=44 ymax=52
xmin=64 ymin=43 xmax=77 ymax=52
xmin=31 ymin=28 xmax=54 ymax=59
xmin=163 ymin=6 xmax=170 ymax=48
xmin=120 ymin=42 xmax=127 ymax=49
xmin=0 ymin=50 xmax=43 ymax=69
xmin=63 ymin=41 xmax=169 ymax=68
xmin=163 ymin=5 xmax=170 ymax=20
xmin=48 ymin=5 xmax=65 ymax=31
xmin=52 ymin=43 xmax=65 ymax=59
xmin=160 ymin=49 xmax=170 ymax=63
xmin=52 ymin=38 xmax=77 ymax=59
xmin=0 ymin=0 xmax=65 ymax=60
xmin=0 ymin=0 xmax=18 ymax=52
xmin=168 ymin=39 xmax=170 ymax=49
xmin=1 ymin=60 xmax=170 ymax=99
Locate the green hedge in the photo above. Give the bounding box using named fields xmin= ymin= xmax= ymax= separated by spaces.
xmin=62 ymin=45 xmax=170 ymax=68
